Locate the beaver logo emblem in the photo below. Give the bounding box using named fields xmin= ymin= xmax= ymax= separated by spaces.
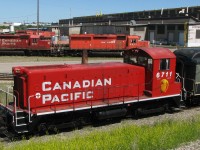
xmin=160 ymin=79 xmax=169 ymax=93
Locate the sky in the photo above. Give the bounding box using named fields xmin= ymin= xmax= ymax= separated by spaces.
xmin=0 ymin=0 xmax=199 ymax=23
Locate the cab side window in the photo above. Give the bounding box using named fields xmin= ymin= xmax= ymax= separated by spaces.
xmin=33 ymin=38 xmax=38 ymax=43
xmin=160 ymin=59 xmax=170 ymax=70
xmin=138 ymin=56 xmax=147 ymax=66
xmin=131 ymin=39 xmax=137 ymax=43
xmin=148 ymin=59 xmax=153 ymax=70
xmin=130 ymin=56 xmax=137 ymax=64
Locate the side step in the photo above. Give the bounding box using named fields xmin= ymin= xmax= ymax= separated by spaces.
xmin=14 ymin=125 xmax=29 ymax=134
xmin=2 ymin=130 xmax=16 ymax=139
xmin=14 ymin=111 xmax=29 ymax=134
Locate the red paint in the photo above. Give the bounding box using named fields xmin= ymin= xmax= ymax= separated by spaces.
xmin=69 ymin=34 xmax=149 ymax=50
xmin=125 ymin=47 xmax=181 ymax=97
xmin=13 ymin=63 xmax=145 ymax=110
xmin=11 ymin=46 xmax=181 ymax=114
xmin=0 ymin=33 xmax=51 ymax=51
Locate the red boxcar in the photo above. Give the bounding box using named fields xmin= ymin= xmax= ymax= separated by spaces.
xmin=13 ymin=62 xmax=145 ymax=113
xmin=69 ymin=34 xmax=149 ymax=50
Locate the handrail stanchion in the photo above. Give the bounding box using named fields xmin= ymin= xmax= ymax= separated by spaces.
xmin=5 ymin=93 xmax=7 ymax=106
xmin=123 ymin=86 xmax=125 ymax=104
xmin=0 ymin=89 xmax=16 ymax=123
xmin=28 ymin=95 xmax=35 ymax=123
xmin=138 ymin=84 xmax=139 ymax=101
xmin=13 ymin=95 xmax=17 ymax=126
xmin=13 ymin=90 xmax=19 ymax=107
xmin=0 ymin=89 xmax=16 ymax=106
xmin=6 ymin=85 xmax=12 ymax=106
xmin=73 ymin=91 xmax=75 ymax=111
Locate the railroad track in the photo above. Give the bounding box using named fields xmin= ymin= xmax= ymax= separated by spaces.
xmin=0 ymin=73 xmax=13 ymax=81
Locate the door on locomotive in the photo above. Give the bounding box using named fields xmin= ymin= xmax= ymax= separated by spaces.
xmin=124 ymin=47 xmax=181 ymax=97
xmin=124 ymin=49 xmax=153 ymax=94
xmin=30 ymin=35 xmax=39 ymax=47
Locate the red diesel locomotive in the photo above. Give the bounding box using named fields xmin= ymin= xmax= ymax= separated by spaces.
xmin=0 ymin=33 xmax=149 ymax=56
xmin=0 ymin=47 xmax=181 ymax=136
xmin=0 ymin=33 xmax=51 ymax=56
xmin=67 ymin=34 xmax=149 ymax=56
xmin=69 ymin=34 xmax=149 ymax=50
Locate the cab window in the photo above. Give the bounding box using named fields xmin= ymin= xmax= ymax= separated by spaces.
xmin=33 ymin=38 xmax=38 ymax=43
xmin=160 ymin=59 xmax=170 ymax=70
xmin=131 ymin=39 xmax=137 ymax=43
xmin=148 ymin=59 xmax=153 ymax=70
xmin=138 ymin=56 xmax=147 ymax=66
xmin=130 ymin=56 xmax=137 ymax=64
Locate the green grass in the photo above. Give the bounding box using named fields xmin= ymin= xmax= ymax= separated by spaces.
xmin=5 ymin=116 xmax=200 ymax=150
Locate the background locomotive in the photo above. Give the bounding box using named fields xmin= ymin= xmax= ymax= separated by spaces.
xmin=174 ymin=48 xmax=200 ymax=105
xmin=0 ymin=31 xmax=62 ymax=56
xmin=0 ymin=33 xmax=149 ymax=56
xmin=67 ymin=34 xmax=149 ymax=56
xmin=0 ymin=46 xmax=187 ymax=137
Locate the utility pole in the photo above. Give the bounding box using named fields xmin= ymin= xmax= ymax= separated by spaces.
xmin=37 ymin=0 xmax=39 ymax=35
xmin=69 ymin=8 xmax=71 ymax=26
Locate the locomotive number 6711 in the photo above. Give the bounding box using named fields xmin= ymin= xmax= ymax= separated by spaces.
xmin=0 ymin=47 xmax=182 ymax=136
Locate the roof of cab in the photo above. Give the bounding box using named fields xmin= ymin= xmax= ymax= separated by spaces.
xmin=139 ymin=47 xmax=176 ymax=59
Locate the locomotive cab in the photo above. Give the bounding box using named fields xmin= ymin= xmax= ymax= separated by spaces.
xmin=126 ymin=35 xmax=150 ymax=49
xmin=124 ymin=47 xmax=181 ymax=98
xmin=126 ymin=35 xmax=139 ymax=49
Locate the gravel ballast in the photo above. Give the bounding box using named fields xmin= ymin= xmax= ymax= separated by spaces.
xmin=3 ymin=107 xmax=200 ymax=149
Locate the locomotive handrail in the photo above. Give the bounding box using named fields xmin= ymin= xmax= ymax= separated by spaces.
xmin=13 ymin=90 xmax=20 ymax=107
xmin=138 ymin=84 xmax=140 ymax=101
xmin=176 ymin=73 xmax=181 ymax=82
xmin=26 ymin=83 xmax=142 ymax=117
xmin=7 ymin=85 xmax=13 ymax=105
xmin=0 ymin=89 xmax=17 ymax=125
xmin=14 ymin=95 xmax=17 ymax=126
xmin=28 ymin=95 xmax=35 ymax=123
xmin=194 ymin=82 xmax=200 ymax=95
xmin=7 ymin=86 xmax=13 ymax=94
xmin=0 ymin=89 xmax=16 ymax=107
xmin=184 ymin=78 xmax=195 ymax=94
xmin=184 ymin=78 xmax=195 ymax=82
xmin=180 ymin=77 xmax=199 ymax=97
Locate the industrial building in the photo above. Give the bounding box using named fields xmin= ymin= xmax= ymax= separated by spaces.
xmin=52 ymin=6 xmax=200 ymax=47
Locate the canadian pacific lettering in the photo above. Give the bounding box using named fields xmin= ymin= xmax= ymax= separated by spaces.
xmin=41 ymin=78 xmax=112 ymax=104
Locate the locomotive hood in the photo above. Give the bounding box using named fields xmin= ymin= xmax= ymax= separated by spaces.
xmin=174 ymin=48 xmax=200 ymax=64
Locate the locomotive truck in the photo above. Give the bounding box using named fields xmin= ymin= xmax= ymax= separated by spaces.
xmin=0 ymin=46 xmax=185 ymax=137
